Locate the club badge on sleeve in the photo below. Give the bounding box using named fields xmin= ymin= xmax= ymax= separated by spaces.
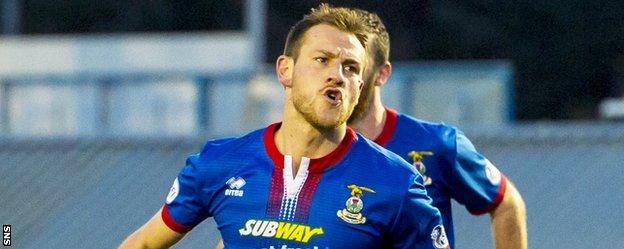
xmin=166 ymin=177 xmax=180 ymax=204
xmin=431 ymin=224 xmax=449 ymax=249
xmin=485 ymin=159 xmax=502 ymax=185
xmin=337 ymin=184 xmax=375 ymax=224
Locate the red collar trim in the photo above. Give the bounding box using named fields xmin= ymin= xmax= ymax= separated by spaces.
xmin=373 ymin=107 xmax=398 ymax=147
xmin=263 ymin=122 xmax=356 ymax=173
xmin=264 ymin=123 xmax=285 ymax=168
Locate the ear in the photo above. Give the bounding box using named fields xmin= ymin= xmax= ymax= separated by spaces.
xmin=374 ymin=61 xmax=392 ymax=87
xmin=276 ymin=55 xmax=294 ymax=87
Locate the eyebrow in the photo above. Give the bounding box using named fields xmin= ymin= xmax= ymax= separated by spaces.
xmin=316 ymin=49 xmax=362 ymax=66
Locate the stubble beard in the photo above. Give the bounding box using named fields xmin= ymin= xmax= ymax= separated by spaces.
xmin=292 ymin=87 xmax=354 ymax=131
xmin=348 ymin=71 xmax=376 ymax=124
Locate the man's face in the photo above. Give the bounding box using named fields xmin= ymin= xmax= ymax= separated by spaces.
xmin=290 ymin=24 xmax=366 ymax=129
xmin=348 ymin=52 xmax=378 ymax=124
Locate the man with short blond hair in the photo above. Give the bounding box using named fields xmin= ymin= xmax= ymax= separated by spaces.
xmin=119 ymin=4 xmax=449 ymax=249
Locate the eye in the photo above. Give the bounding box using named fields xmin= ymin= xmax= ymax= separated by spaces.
xmin=315 ymin=57 xmax=328 ymax=64
xmin=344 ymin=65 xmax=360 ymax=74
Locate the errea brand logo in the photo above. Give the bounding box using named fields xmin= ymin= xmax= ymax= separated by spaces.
xmin=225 ymin=177 xmax=246 ymax=197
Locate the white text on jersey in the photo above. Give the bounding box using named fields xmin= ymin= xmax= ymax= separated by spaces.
xmin=225 ymin=177 xmax=246 ymax=197
xmin=239 ymin=219 xmax=324 ymax=243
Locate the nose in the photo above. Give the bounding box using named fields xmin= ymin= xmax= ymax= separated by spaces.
xmin=325 ymin=63 xmax=346 ymax=87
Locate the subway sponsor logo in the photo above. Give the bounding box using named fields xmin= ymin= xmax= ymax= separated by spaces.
xmin=238 ymin=219 xmax=324 ymax=243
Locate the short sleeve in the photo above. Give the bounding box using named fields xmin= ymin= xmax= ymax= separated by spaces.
xmin=390 ymin=173 xmax=451 ymax=249
xmin=161 ymin=154 xmax=211 ymax=233
xmin=449 ymin=130 xmax=507 ymax=215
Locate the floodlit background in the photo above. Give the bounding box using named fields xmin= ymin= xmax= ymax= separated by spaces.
xmin=1 ymin=1 xmax=623 ymax=248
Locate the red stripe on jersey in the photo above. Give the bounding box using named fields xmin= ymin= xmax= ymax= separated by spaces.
xmin=266 ymin=166 xmax=284 ymax=218
xmin=264 ymin=123 xmax=285 ymax=218
xmin=469 ymin=175 xmax=508 ymax=215
xmin=161 ymin=205 xmax=192 ymax=233
xmin=293 ymin=172 xmax=322 ymax=222
xmin=374 ymin=107 xmax=398 ymax=147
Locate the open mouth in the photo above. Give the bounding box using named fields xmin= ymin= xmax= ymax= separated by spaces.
xmin=323 ymin=88 xmax=343 ymax=106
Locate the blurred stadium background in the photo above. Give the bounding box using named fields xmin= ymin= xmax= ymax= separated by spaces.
xmin=1 ymin=1 xmax=623 ymax=248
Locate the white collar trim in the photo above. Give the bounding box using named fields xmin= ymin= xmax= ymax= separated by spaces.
xmin=283 ymin=155 xmax=310 ymax=198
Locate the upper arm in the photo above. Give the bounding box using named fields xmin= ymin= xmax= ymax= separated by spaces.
xmin=448 ymin=130 xmax=507 ymax=215
xmin=161 ymin=153 xmax=215 ymax=232
xmin=118 ymin=207 xmax=185 ymax=249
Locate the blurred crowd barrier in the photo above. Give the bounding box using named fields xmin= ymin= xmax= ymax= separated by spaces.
xmin=0 ymin=33 xmax=252 ymax=137
xmin=0 ymin=35 xmax=514 ymax=137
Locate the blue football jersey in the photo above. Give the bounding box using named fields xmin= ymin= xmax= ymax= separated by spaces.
xmin=373 ymin=108 xmax=507 ymax=248
xmin=162 ymin=123 xmax=450 ymax=249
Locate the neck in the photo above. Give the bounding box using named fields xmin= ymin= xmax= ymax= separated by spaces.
xmin=275 ymin=102 xmax=346 ymax=174
xmin=349 ymin=87 xmax=386 ymax=140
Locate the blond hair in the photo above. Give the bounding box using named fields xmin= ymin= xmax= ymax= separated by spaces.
xmin=354 ymin=9 xmax=390 ymax=68
xmin=283 ymin=4 xmax=369 ymax=61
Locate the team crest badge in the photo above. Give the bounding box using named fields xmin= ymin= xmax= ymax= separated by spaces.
xmin=337 ymin=184 xmax=375 ymax=224
xmin=165 ymin=177 xmax=180 ymax=204
xmin=408 ymin=151 xmax=434 ymax=185
xmin=431 ymin=224 xmax=449 ymax=249
xmin=484 ymin=159 xmax=502 ymax=185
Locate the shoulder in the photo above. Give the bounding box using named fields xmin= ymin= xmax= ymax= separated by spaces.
xmin=351 ymin=134 xmax=419 ymax=180
xmin=184 ymin=127 xmax=267 ymax=178
xmin=394 ymin=113 xmax=466 ymax=154
xmin=194 ymin=128 xmax=265 ymax=162
xmin=397 ymin=113 xmax=458 ymax=142
xmin=176 ymin=128 xmax=268 ymax=192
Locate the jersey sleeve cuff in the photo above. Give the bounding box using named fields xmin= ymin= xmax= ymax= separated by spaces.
xmin=469 ymin=175 xmax=507 ymax=215
xmin=161 ymin=204 xmax=193 ymax=233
